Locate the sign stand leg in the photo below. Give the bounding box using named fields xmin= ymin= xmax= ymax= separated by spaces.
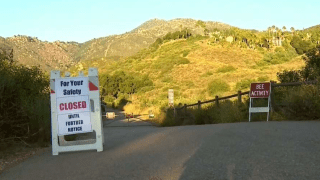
xmin=249 ymin=98 xmax=252 ymax=122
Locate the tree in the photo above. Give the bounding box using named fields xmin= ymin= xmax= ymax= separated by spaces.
xmin=277 ymin=46 xmax=320 ymax=82
xmin=282 ymin=26 xmax=287 ymax=32
xmin=196 ymin=20 xmax=207 ymax=35
xmin=290 ymin=27 xmax=295 ymax=36
xmin=271 ymin=25 xmax=276 ymax=37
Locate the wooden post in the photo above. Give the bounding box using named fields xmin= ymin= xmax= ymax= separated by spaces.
xmin=184 ymin=104 xmax=187 ymax=115
xmin=198 ymin=100 xmax=201 ymax=110
xmin=238 ymin=91 xmax=242 ymax=104
xmin=215 ymin=96 xmax=219 ymax=107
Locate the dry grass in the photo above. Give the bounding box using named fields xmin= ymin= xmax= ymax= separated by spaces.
xmin=68 ymin=37 xmax=305 ymax=116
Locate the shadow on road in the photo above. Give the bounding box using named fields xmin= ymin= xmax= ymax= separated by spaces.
xmin=178 ymin=121 xmax=320 ymax=180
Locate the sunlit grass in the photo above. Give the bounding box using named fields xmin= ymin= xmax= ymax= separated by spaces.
xmin=67 ymin=37 xmax=305 ymax=118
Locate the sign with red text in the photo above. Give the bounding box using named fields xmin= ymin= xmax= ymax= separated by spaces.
xmin=55 ymin=77 xmax=92 ymax=135
xmin=250 ymin=83 xmax=270 ymax=98
xmin=56 ymin=96 xmax=90 ymax=114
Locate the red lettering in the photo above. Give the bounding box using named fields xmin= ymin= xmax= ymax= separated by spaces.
xmin=78 ymin=101 xmax=82 ymax=109
xmin=64 ymin=103 xmax=68 ymax=110
xmin=60 ymin=101 xmax=87 ymax=111
xmin=59 ymin=103 xmax=64 ymax=111
xmin=73 ymin=102 xmax=78 ymax=109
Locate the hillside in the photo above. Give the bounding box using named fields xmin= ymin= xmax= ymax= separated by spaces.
xmin=0 ymin=36 xmax=80 ymax=72
xmin=0 ymin=18 xmax=232 ymax=72
xmin=75 ymin=18 xmax=231 ymax=60
xmin=67 ymin=34 xmax=306 ymax=115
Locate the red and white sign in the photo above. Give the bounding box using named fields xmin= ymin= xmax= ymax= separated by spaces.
xmin=55 ymin=77 xmax=92 ymax=135
xmin=56 ymin=96 xmax=90 ymax=114
xmin=250 ymin=83 xmax=270 ymax=98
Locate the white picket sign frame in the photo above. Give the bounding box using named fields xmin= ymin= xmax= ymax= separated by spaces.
xmin=50 ymin=68 xmax=104 ymax=155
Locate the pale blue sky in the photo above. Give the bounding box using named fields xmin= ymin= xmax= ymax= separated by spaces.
xmin=1 ymin=0 xmax=319 ymax=43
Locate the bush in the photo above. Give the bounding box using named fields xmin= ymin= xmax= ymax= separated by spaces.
xmin=278 ymin=85 xmax=320 ymax=120
xmin=261 ymin=48 xmax=297 ymax=65
xmin=182 ymin=50 xmax=190 ymax=57
xmin=257 ymin=76 xmax=268 ymax=82
xmin=235 ymin=78 xmax=255 ymax=90
xmin=0 ymin=58 xmax=50 ymax=146
xmin=208 ymin=79 xmax=230 ymax=96
xmin=216 ymin=65 xmax=236 ymax=73
xmin=152 ymin=56 xmax=190 ymax=74
xmin=163 ymin=99 xmax=249 ymax=126
xmin=276 ymin=46 xmax=320 ymax=82
xmin=290 ymin=36 xmax=314 ymax=55
xmin=277 ymin=70 xmax=302 ymax=83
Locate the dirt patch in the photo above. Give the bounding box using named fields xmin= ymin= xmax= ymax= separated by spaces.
xmin=0 ymin=142 xmax=50 ymax=175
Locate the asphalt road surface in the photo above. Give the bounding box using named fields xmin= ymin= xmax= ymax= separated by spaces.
xmin=1 ymin=111 xmax=319 ymax=180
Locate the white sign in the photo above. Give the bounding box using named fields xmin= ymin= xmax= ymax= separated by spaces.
xmin=58 ymin=112 xmax=92 ymax=135
xmin=55 ymin=77 xmax=89 ymax=98
xmin=55 ymin=77 xmax=92 ymax=135
xmin=56 ymin=96 xmax=90 ymax=115
xmin=168 ymin=89 xmax=174 ymax=105
xmin=50 ymin=68 xmax=103 ymax=155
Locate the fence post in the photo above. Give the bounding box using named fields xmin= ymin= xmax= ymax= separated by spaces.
xmin=238 ymin=91 xmax=242 ymax=104
xmin=215 ymin=96 xmax=219 ymax=107
xmin=198 ymin=100 xmax=201 ymax=110
xmin=270 ymin=81 xmax=276 ymax=113
xmin=184 ymin=104 xmax=187 ymax=115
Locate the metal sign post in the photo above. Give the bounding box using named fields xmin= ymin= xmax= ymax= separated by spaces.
xmin=168 ymin=89 xmax=174 ymax=106
xmin=249 ymin=82 xmax=271 ymax=122
xmin=50 ymin=68 xmax=104 ymax=155
xmin=168 ymin=89 xmax=175 ymax=117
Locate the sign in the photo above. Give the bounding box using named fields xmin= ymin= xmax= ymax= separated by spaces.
xmin=50 ymin=68 xmax=103 ymax=155
xmin=58 ymin=112 xmax=92 ymax=135
xmin=106 ymin=112 xmax=115 ymax=119
xmin=168 ymin=89 xmax=174 ymax=106
xmin=250 ymin=83 xmax=270 ymax=98
xmin=55 ymin=77 xmax=92 ymax=135
xmin=56 ymin=96 xmax=90 ymax=114
xmin=249 ymin=82 xmax=271 ymax=122
xmin=55 ymin=77 xmax=89 ymax=98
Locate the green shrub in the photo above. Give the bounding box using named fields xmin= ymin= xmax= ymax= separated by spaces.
xmin=257 ymin=76 xmax=268 ymax=82
xmin=208 ymin=79 xmax=230 ymax=96
xmin=182 ymin=50 xmax=190 ymax=57
xmin=0 ymin=58 xmax=51 ymax=145
xmin=201 ymin=71 xmax=213 ymax=77
xmin=277 ymin=70 xmax=302 ymax=83
xmin=290 ymin=36 xmax=314 ymax=55
xmin=152 ymin=56 xmax=190 ymax=74
xmin=279 ymin=85 xmax=320 ymax=120
xmin=163 ymin=99 xmax=249 ymax=126
xmin=216 ymin=65 xmax=236 ymax=73
xmin=261 ymin=48 xmax=297 ymax=65
xmin=235 ymin=78 xmax=255 ymax=90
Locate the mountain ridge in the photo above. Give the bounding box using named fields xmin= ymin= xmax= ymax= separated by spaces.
xmin=0 ymin=18 xmax=232 ymax=71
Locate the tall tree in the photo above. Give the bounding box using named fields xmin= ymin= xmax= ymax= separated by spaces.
xmin=290 ymin=27 xmax=295 ymax=36
xmin=282 ymin=26 xmax=287 ymax=32
xmin=271 ymin=25 xmax=276 ymax=37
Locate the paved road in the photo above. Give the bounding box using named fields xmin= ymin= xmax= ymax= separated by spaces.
xmin=1 ymin=112 xmax=319 ymax=180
